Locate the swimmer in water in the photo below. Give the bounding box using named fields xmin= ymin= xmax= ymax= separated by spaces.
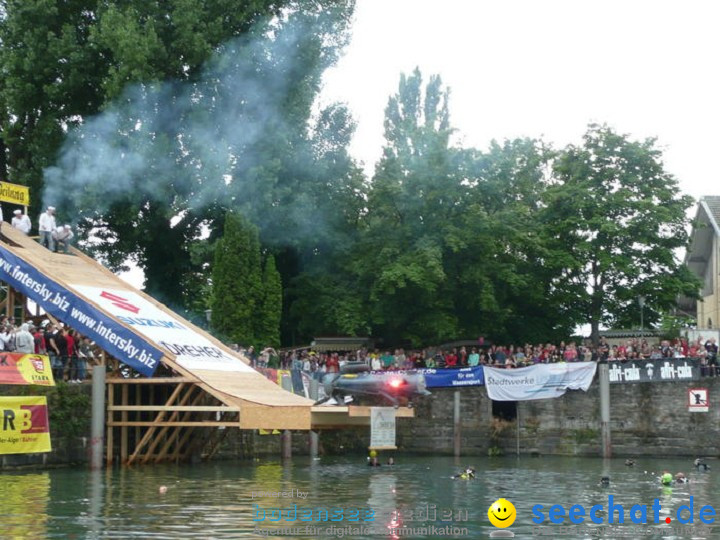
xmin=453 ymin=467 xmax=476 ymax=480
xmin=599 ymin=476 xmax=610 ymax=487
xmin=368 ymin=457 xmax=381 ymax=467
xmin=694 ymin=458 xmax=710 ymax=471
xmin=661 ymin=471 xmax=673 ymax=485
xmin=387 ymin=457 xmax=395 ymax=465
xmin=675 ymin=472 xmax=689 ymax=484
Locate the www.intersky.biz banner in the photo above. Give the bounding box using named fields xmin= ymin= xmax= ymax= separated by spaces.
xmin=0 ymin=396 xmax=52 ymax=455
xmin=0 ymin=245 xmax=163 ymax=377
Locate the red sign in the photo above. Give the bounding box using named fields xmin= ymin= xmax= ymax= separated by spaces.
xmin=100 ymin=291 xmax=140 ymax=314
xmin=688 ymin=388 xmax=709 ymax=412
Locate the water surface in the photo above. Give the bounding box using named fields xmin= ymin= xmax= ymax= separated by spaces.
xmin=0 ymin=455 xmax=717 ymax=539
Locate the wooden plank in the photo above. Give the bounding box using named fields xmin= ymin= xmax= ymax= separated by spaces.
xmin=109 ymin=421 xmax=241 ymax=427
xmin=154 ymin=392 xmax=205 ymax=463
xmin=347 ymin=406 xmax=415 ymax=418
xmin=108 ymin=405 xmax=240 ymax=412
xmin=127 ymin=383 xmax=186 ymax=465
xmin=140 ymin=384 xmax=200 ymax=464
xmin=106 ymin=377 xmax=196 ymax=384
xmin=135 ymin=384 xmax=141 ymax=450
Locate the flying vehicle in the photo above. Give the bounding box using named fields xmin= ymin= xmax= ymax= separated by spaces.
xmin=318 ymin=362 xmax=431 ymax=407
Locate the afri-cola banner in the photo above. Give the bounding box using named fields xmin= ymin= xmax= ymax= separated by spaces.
xmin=0 ymin=245 xmax=163 ymax=377
xmin=0 ymin=353 xmax=55 ymax=386
xmin=0 ymin=396 xmax=52 ymax=455
xmin=608 ymin=358 xmax=701 ymax=383
xmin=484 ymin=362 xmax=597 ymax=401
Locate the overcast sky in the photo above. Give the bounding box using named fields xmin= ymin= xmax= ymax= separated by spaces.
xmin=322 ymin=0 xmax=718 ymax=200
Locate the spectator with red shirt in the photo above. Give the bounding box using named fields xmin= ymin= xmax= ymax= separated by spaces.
xmin=33 ymin=325 xmax=47 ymax=355
xmin=444 ymin=348 xmax=458 ymax=368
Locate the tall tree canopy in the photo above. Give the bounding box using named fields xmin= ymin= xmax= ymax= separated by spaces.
xmin=0 ymin=0 xmax=356 ymax=312
xmin=542 ymin=124 xmax=700 ymax=343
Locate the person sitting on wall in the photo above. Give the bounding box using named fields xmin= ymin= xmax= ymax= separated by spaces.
xmin=52 ymin=224 xmax=74 ymax=253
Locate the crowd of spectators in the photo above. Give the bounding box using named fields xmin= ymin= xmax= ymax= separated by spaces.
xmin=238 ymin=336 xmax=720 ymax=376
xmin=0 ymin=315 xmax=97 ymax=383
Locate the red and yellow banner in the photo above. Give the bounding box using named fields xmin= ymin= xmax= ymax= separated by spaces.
xmin=0 ymin=396 xmax=52 ymax=454
xmin=0 ymin=353 xmax=55 ymax=386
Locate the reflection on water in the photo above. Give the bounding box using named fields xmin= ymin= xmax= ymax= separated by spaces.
xmin=0 ymin=472 xmax=50 ymax=538
xmin=0 ymin=456 xmax=717 ymax=538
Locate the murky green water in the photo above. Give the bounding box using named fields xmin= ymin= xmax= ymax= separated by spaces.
xmin=0 ymin=456 xmax=717 ymax=539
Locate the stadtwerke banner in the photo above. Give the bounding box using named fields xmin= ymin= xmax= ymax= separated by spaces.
xmin=484 ymin=362 xmax=597 ymax=401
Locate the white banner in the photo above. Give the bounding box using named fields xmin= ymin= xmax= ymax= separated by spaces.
xmin=484 ymin=362 xmax=597 ymax=401
xmin=369 ymin=407 xmax=396 ymax=449
xmin=71 ymin=285 xmax=254 ymax=373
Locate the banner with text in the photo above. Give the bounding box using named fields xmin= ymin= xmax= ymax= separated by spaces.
xmin=369 ymin=366 xmax=484 ymax=387
xmin=0 ymin=396 xmax=52 ymax=454
xmin=0 ymin=353 xmax=55 ymax=386
xmin=608 ymin=358 xmax=700 ymax=384
xmin=370 ymin=407 xmax=396 ymax=449
xmin=0 ymin=246 xmax=163 ymax=377
xmin=71 ymin=286 xmax=255 ymax=373
xmin=484 ymin=362 xmax=597 ymax=401
xmin=0 ymin=181 xmax=30 ymax=206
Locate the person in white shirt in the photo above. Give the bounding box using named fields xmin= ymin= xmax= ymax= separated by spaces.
xmin=52 ymin=224 xmax=74 ymax=253
xmin=11 ymin=209 xmax=31 ymax=235
xmin=14 ymin=323 xmax=34 ymax=353
xmin=38 ymin=206 xmax=56 ymax=250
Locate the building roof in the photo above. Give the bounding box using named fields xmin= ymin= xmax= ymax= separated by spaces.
xmin=310 ymin=337 xmax=373 ymax=352
xmin=597 ymin=329 xmax=661 ymax=338
xmin=685 ymin=196 xmax=720 ymax=297
xmin=702 ymin=196 xmax=720 ymax=234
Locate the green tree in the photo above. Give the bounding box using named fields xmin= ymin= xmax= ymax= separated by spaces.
xmin=352 ymin=69 xmax=568 ymax=346
xmin=210 ymin=212 xmax=263 ymax=346
xmin=357 ymin=68 xmax=460 ymax=345
xmin=256 ymin=254 xmax=282 ymax=348
xmin=542 ymin=124 xmax=701 ymax=344
xmin=0 ymin=0 xmax=356 ymax=319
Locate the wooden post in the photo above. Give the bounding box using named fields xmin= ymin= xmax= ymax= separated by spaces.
xmin=309 ymin=378 xmax=320 ymax=458
xmin=281 ymin=375 xmax=293 ymax=459
xmin=453 ymin=390 xmax=461 ymax=457
xmin=135 ymin=384 xmax=141 ymax=450
xmin=90 ymin=365 xmax=106 ymax=469
xmin=599 ymin=360 xmax=612 ymax=458
xmin=120 ymin=385 xmax=129 ymax=463
xmin=105 ymin=380 xmax=114 ymax=466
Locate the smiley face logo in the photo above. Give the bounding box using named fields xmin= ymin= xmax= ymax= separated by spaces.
xmin=488 ymin=498 xmax=516 ymax=528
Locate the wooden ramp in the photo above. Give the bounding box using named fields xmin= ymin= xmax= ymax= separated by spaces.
xmin=0 ymin=226 xmax=315 ymax=430
xmin=0 ymin=226 xmax=415 ymax=464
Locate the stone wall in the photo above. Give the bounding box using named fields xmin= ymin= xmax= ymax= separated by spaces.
xmin=4 ymin=376 xmax=719 ymax=468
xmin=395 ymin=378 xmax=720 ymax=457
